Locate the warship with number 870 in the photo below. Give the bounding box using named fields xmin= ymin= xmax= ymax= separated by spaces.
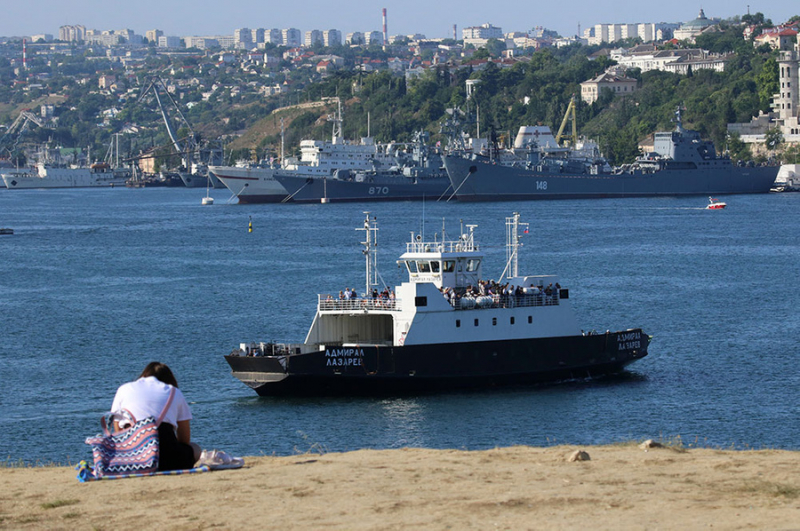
xmin=224 ymin=213 xmax=649 ymax=395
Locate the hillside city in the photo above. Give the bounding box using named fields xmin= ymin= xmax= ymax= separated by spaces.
xmin=0 ymin=8 xmax=798 ymax=172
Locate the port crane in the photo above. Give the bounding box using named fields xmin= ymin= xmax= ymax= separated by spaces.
xmin=137 ymin=76 xmax=197 ymax=171
xmin=555 ymin=94 xmax=578 ymax=148
xmin=0 ymin=109 xmax=47 ymax=156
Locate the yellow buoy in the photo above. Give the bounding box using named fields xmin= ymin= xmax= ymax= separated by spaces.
xmin=248 ymin=216 xmax=253 ymax=233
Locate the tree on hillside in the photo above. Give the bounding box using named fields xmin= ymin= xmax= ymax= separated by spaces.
xmin=764 ymin=127 xmax=783 ymax=151
xmin=756 ymin=57 xmax=779 ymax=111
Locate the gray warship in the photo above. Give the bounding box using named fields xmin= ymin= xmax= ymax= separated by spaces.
xmin=444 ymin=110 xmax=778 ymax=201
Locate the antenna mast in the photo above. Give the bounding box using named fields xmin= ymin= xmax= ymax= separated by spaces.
xmin=501 ymin=212 xmax=528 ymax=281
xmin=358 ymin=212 xmax=379 ymax=297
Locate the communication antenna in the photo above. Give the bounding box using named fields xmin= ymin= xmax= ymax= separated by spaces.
xmin=358 ymin=212 xmax=379 ymax=297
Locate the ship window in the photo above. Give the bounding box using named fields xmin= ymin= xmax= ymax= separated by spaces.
xmin=510 ymin=317 xmax=515 ymax=325
xmin=415 ymin=296 xmax=427 ymax=307
xmin=456 ymin=319 xmax=461 ymax=328
xmin=443 ymin=260 xmax=455 ymax=272
xmin=474 ymin=318 xmax=479 ymax=326
xmin=466 ymin=259 xmax=481 ymax=272
xmin=492 ymin=317 xmax=497 ymax=326
xmin=417 ymin=261 xmax=431 ymax=273
xmin=528 ymin=316 xmax=532 ymax=324
xmin=457 ymin=260 xmax=464 ymax=272
xmin=430 ymin=261 xmax=440 ymax=273
xmin=406 ymin=260 xmax=418 ymax=273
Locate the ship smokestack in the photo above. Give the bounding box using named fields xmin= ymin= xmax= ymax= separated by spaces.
xmin=382 ymin=8 xmax=387 ymax=45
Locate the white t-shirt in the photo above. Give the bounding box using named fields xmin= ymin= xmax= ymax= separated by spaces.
xmin=111 ymin=376 xmax=192 ymax=429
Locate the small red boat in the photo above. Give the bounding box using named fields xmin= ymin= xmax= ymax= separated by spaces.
xmin=706 ymin=197 xmax=726 ymax=209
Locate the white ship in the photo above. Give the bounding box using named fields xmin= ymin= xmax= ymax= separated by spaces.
xmin=225 ymin=212 xmax=650 ymax=395
xmin=1 ymin=162 xmax=129 ymax=189
xmin=210 ymin=101 xmax=400 ymax=203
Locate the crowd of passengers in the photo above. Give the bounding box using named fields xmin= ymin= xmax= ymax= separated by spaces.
xmin=324 ymin=287 xmax=396 ymax=307
xmin=439 ymin=280 xmax=561 ymax=308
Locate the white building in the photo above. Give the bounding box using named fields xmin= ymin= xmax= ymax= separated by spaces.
xmin=265 ymin=29 xmax=283 ymax=45
xmin=584 ymin=22 xmax=678 ymax=45
xmin=158 ymin=36 xmax=182 ymax=48
xmin=323 ymin=29 xmax=342 ymax=47
xmin=59 ymin=25 xmax=86 ymax=42
xmin=282 ymin=28 xmax=302 ymax=48
xmin=611 ymin=47 xmax=727 ymax=73
xmin=462 ymin=23 xmax=503 ymax=40
xmin=673 ymin=9 xmax=717 ymax=42
xmin=365 ymin=31 xmax=384 ymax=46
xmin=145 ymin=29 xmax=163 ymax=44
xmin=580 ymin=70 xmax=638 ymax=103
xmin=305 ymin=30 xmax=323 ymax=47
xmin=251 ymin=28 xmax=265 ymax=45
xmin=347 ymin=32 xmax=365 ymax=45
xmin=234 ymin=28 xmax=252 ymax=49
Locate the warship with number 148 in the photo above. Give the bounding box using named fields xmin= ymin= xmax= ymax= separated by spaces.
xmin=444 ymin=108 xmax=778 ymax=201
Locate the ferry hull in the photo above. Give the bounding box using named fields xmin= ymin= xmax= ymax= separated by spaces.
xmin=444 ymin=155 xmax=778 ymax=201
xmin=225 ymin=329 xmax=648 ymax=396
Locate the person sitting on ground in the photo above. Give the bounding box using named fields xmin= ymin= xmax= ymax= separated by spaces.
xmin=111 ymin=362 xmax=201 ymax=471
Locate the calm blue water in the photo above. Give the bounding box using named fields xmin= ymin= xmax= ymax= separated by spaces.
xmin=1 ymin=187 xmax=799 ymax=463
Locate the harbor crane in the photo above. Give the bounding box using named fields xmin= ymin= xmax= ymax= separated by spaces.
xmin=555 ymin=95 xmax=578 ymax=148
xmin=137 ymin=76 xmax=197 ymax=171
xmin=0 ymin=109 xmax=46 ymax=154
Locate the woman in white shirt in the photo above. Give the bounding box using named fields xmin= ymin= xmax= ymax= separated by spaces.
xmin=112 ymin=362 xmax=201 ymax=471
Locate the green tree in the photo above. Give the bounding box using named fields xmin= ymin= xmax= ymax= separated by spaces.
xmin=756 ymin=57 xmax=779 ymax=111
xmin=764 ymin=127 xmax=783 ymax=151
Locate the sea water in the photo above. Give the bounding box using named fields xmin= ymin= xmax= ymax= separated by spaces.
xmin=1 ymin=187 xmax=799 ymax=464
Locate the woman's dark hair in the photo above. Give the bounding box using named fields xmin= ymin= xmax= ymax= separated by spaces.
xmin=139 ymin=361 xmax=178 ymax=388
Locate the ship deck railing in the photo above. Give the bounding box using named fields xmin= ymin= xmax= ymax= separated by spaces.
xmin=450 ymin=292 xmax=559 ymax=310
xmin=405 ymin=240 xmax=478 ymax=253
xmin=318 ymin=296 xmax=402 ymax=312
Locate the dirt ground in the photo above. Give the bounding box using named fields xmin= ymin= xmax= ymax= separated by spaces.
xmin=1 ymin=444 xmax=798 ymax=530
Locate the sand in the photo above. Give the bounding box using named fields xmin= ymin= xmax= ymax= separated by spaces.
xmin=1 ymin=444 xmax=798 ymax=530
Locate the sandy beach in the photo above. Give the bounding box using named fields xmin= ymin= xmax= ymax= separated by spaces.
xmin=1 ymin=444 xmax=798 ymax=530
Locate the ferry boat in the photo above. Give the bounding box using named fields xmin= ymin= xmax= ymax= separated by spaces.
xmin=1 ymin=162 xmax=129 ymax=189
xmin=224 ymin=213 xmax=650 ymax=395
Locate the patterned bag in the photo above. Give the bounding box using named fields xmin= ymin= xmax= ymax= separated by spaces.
xmin=85 ymin=387 xmax=175 ymax=477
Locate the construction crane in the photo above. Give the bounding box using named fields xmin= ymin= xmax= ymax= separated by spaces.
xmin=555 ymin=95 xmax=578 ymax=148
xmin=137 ymin=76 xmax=197 ymax=170
xmin=0 ymin=109 xmax=46 ymax=153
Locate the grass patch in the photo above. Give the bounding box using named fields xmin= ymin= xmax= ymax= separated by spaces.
xmin=293 ymin=431 xmax=328 ymax=455
xmin=41 ymin=499 xmax=80 ymax=510
xmin=63 ymin=512 xmax=81 ymax=519
xmin=2 ymin=457 xmax=73 ymax=468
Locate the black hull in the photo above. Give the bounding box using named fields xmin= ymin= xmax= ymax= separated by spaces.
xmin=225 ymin=330 xmax=648 ymax=396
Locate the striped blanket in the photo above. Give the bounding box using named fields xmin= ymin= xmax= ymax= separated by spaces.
xmin=75 ymin=460 xmax=211 ymax=482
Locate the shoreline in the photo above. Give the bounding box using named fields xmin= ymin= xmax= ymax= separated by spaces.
xmin=1 ymin=444 xmax=798 ymax=529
